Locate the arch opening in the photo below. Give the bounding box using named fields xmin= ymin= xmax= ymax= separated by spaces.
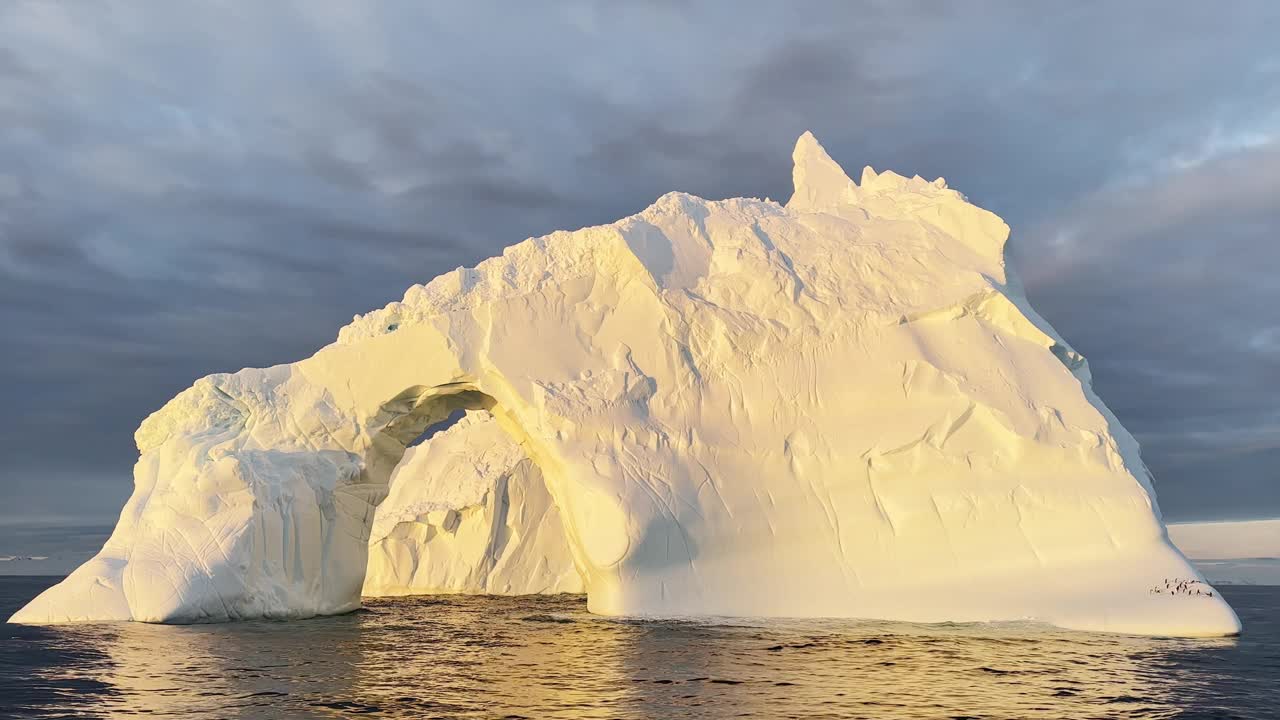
xmin=359 ymin=384 xmax=587 ymax=599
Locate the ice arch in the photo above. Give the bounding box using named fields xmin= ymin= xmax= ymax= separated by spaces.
xmin=12 ymin=133 xmax=1240 ymax=636
xmin=12 ymin=345 xmax=653 ymax=623
xmin=361 ymin=390 xmax=586 ymax=597
xmin=361 ymin=409 xmax=584 ymax=597
xmin=10 ymin=253 xmax=684 ymax=624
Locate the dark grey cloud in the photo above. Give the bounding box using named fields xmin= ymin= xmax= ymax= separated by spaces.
xmin=0 ymin=1 xmax=1277 ymax=525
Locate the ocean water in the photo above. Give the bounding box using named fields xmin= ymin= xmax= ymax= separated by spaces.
xmin=2 ymin=578 xmax=1277 ymax=719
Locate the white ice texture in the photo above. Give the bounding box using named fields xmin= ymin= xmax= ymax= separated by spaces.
xmin=11 ymin=133 xmax=1241 ymax=636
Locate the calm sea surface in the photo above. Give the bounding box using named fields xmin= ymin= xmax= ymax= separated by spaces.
xmin=1 ymin=577 xmax=1277 ymax=719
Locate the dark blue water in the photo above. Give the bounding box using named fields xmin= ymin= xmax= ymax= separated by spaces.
xmin=2 ymin=577 xmax=1277 ymax=719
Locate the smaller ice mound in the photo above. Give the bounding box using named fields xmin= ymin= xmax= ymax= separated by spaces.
xmin=1168 ymin=518 xmax=1280 ymax=586
xmin=362 ymin=411 xmax=583 ymax=597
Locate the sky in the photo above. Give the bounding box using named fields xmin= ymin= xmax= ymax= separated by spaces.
xmin=0 ymin=1 xmax=1278 ymax=532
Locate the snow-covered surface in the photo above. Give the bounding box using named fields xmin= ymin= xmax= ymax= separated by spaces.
xmin=9 ymin=133 xmax=1239 ymax=636
xmin=362 ymin=411 xmax=582 ymax=596
xmin=1169 ymin=519 xmax=1280 ymax=585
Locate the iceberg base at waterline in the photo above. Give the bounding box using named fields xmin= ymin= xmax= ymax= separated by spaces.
xmin=10 ymin=133 xmax=1240 ymax=637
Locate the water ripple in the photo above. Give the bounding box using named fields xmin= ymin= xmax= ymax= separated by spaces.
xmin=1 ymin=580 xmax=1276 ymax=719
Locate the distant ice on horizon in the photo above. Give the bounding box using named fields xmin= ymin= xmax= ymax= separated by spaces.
xmin=1169 ymin=518 xmax=1280 ymax=585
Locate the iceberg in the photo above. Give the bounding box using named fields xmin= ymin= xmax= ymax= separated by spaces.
xmin=10 ymin=133 xmax=1240 ymax=636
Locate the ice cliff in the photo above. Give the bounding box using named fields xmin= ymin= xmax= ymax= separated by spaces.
xmin=10 ymin=133 xmax=1240 ymax=636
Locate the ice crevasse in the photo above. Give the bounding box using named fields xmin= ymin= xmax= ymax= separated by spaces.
xmin=11 ymin=133 xmax=1240 ymax=636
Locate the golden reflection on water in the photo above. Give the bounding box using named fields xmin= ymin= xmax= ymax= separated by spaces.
xmin=13 ymin=592 xmax=1268 ymax=719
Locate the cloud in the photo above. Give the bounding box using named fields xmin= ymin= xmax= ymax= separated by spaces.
xmin=0 ymin=1 xmax=1278 ymax=524
xmin=1017 ymin=139 xmax=1280 ymax=519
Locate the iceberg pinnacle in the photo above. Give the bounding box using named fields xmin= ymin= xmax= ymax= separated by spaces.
xmin=11 ymin=134 xmax=1240 ymax=637
xmin=787 ymin=130 xmax=857 ymax=211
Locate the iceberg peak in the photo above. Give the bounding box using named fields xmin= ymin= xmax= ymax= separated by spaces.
xmin=787 ymin=131 xmax=857 ymax=211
